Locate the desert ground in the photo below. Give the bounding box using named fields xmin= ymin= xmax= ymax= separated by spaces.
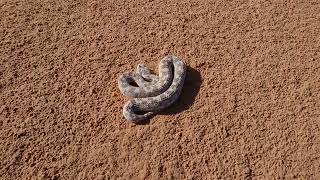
xmin=1 ymin=0 xmax=319 ymax=179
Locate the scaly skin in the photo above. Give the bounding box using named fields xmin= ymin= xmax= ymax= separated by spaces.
xmin=118 ymin=55 xmax=187 ymax=122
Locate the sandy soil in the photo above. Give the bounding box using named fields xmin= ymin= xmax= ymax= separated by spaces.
xmin=1 ymin=0 xmax=320 ymax=179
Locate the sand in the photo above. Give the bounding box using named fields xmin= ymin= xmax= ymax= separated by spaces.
xmin=1 ymin=0 xmax=319 ymax=179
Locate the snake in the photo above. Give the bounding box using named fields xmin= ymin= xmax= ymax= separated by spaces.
xmin=117 ymin=55 xmax=187 ymax=123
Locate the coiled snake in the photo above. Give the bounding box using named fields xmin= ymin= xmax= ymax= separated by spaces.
xmin=117 ymin=55 xmax=187 ymax=122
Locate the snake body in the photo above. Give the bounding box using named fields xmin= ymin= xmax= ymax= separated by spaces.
xmin=118 ymin=55 xmax=187 ymax=122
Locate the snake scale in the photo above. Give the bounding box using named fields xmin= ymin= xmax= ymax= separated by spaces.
xmin=117 ymin=55 xmax=187 ymax=122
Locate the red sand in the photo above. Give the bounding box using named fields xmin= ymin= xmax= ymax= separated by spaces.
xmin=1 ymin=0 xmax=319 ymax=179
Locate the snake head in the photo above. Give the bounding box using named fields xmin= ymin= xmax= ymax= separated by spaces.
xmin=136 ymin=64 xmax=150 ymax=74
xmin=137 ymin=63 xmax=147 ymax=69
